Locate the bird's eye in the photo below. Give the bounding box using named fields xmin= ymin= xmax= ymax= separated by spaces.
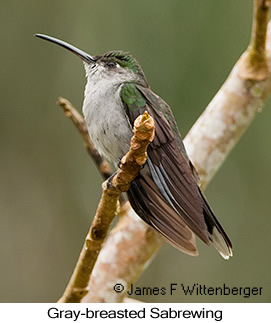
xmin=106 ymin=61 xmax=117 ymax=68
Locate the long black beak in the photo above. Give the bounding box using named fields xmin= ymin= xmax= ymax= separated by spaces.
xmin=34 ymin=34 xmax=96 ymax=64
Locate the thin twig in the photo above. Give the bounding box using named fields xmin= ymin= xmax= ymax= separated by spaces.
xmin=58 ymin=112 xmax=155 ymax=303
xmin=239 ymin=0 xmax=271 ymax=80
xmin=57 ymin=97 xmax=112 ymax=179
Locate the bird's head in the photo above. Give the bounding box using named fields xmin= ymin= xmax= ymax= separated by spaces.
xmin=35 ymin=34 xmax=148 ymax=87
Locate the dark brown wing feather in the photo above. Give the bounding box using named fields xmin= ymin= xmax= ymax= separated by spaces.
xmin=128 ymin=174 xmax=198 ymax=255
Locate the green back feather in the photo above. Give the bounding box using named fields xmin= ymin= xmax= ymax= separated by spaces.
xmin=120 ymin=82 xmax=146 ymax=111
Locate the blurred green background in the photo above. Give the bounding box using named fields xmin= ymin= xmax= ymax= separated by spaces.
xmin=1 ymin=0 xmax=271 ymax=303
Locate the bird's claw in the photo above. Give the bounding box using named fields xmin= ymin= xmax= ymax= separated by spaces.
xmin=106 ymin=171 xmax=117 ymax=189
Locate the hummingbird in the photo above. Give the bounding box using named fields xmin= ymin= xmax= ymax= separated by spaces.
xmin=35 ymin=34 xmax=233 ymax=259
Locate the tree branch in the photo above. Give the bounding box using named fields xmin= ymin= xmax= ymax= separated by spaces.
xmin=57 ymin=112 xmax=155 ymax=303
xmin=81 ymin=9 xmax=271 ymax=302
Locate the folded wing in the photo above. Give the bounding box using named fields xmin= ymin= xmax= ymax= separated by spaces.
xmin=121 ymin=83 xmax=232 ymax=259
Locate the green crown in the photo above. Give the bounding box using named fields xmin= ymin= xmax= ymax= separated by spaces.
xmin=103 ymin=51 xmax=139 ymax=73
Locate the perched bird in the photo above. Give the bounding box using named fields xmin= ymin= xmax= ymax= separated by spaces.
xmin=35 ymin=34 xmax=232 ymax=259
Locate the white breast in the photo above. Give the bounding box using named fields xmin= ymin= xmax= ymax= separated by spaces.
xmin=82 ymin=69 xmax=133 ymax=166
